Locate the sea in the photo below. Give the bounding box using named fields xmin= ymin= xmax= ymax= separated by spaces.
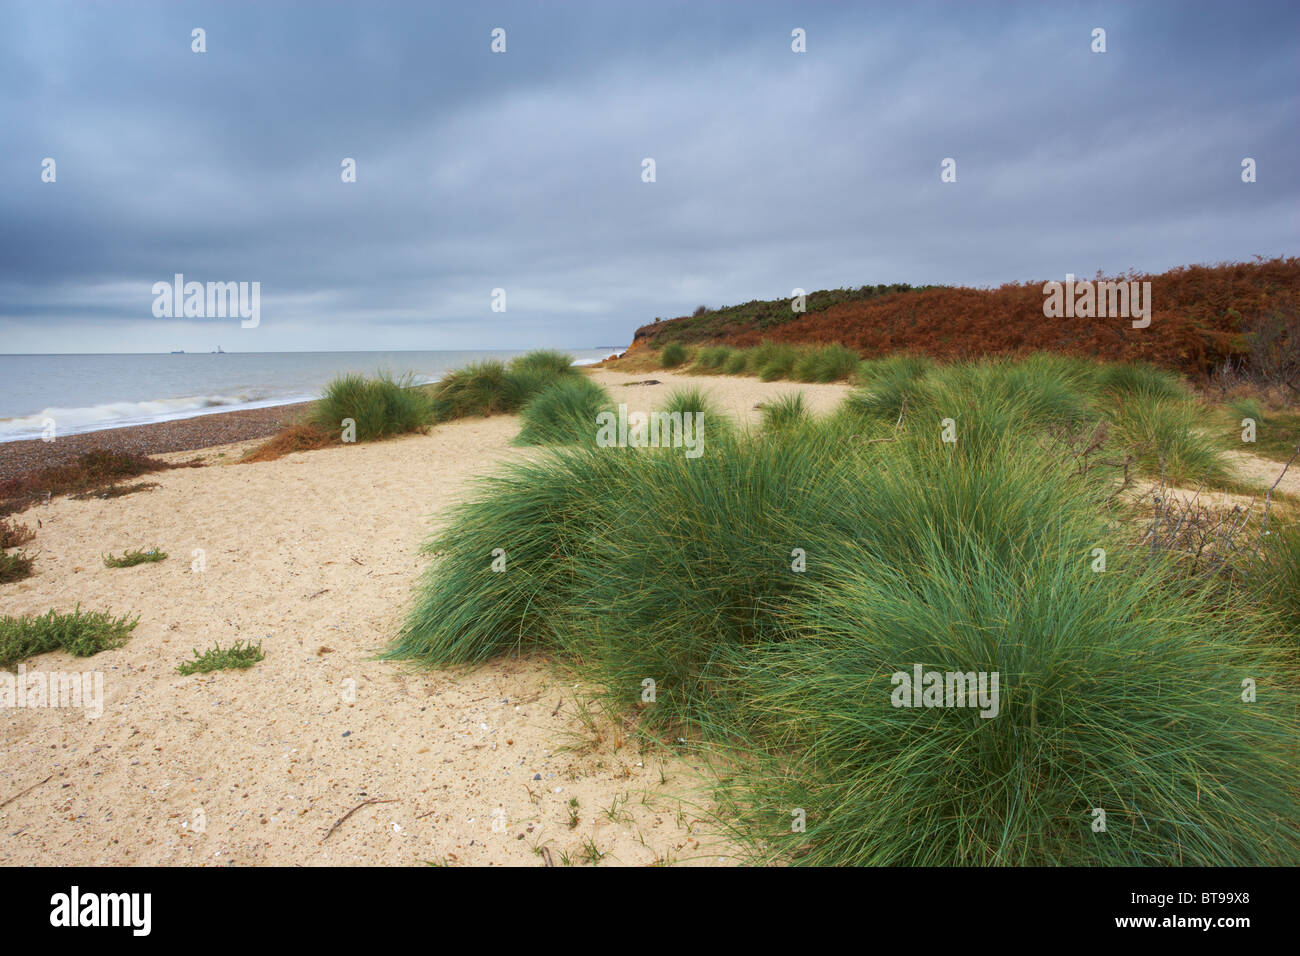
xmin=0 ymin=349 xmax=622 ymax=442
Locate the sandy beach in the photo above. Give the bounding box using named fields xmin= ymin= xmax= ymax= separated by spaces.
xmin=0 ymin=370 xmax=850 ymax=866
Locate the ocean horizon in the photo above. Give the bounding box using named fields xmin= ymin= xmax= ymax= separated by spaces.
xmin=0 ymin=348 xmax=621 ymax=442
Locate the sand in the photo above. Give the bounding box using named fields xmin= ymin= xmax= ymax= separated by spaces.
xmin=0 ymin=370 xmax=850 ymax=867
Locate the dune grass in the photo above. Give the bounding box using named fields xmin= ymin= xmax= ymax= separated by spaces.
xmin=692 ymin=346 xmax=736 ymax=372
xmin=660 ymin=342 xmax=689 ymax=368
xmin=751 ymin=341 xmax=800 ymax=381
xmin=791 ymin=344 xmax=859 ymax=383
xmin=429 ymin=361 xmax=518 ymax=421
xmin=243 ymin=352 xmax=584 ymax=461
xmin=1107 ymin=396 xmax=1230 ymax=486
xmin=516 ymin=377 xmax=612 ymax=446
xmin=390 ymin=354 xmax=1300 ymax=865
xmin=677 ymin=341 xmax=863 ymax=383
xmin=428 ymin=352 xmax=581 ymax=423
xmin=760 ymin=392 xmax=809 ymax=431
xmin=310 ymin=371 xmax=433 ymax=441
xmin=659 ymin=386 xmax=723 ymax=420
xmin=103 ymin=547 xmax=167 ymax=569
xmin=1096 ymin=361 xmax=1186 ymax=401
xmin=0 ymin=606 xmax=137 ymax=670
xmin=1249 ymin=521 xmax=1300 ymax=639
xmin=723 ymin=350 xmax=750 ymax=375
xmin=509 ymin=349 xmax=580 ymax=378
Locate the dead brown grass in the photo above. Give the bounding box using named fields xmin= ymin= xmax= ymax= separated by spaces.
xmin=0 ymin=517 xmax=36 ymax=549
xmin=0 ymin=450 xmax=200 ymax=516
xmin=69 ymin=481 xmax=162 ymax=501
xmin=240 ymin=422 xmax=336 ymax=463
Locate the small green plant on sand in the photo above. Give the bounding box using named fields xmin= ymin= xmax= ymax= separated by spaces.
xmin=177 ymin=639 xmax=266 ymax=675
xmin=0 ymin=606 xmax=137 ymax=670
xmin=103 ymin=547 xmax=167 ymax=568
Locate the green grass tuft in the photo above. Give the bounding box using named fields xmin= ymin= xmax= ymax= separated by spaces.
xmin=428 ymin=352 xmax=579 ymax=423
xmin=723 ymin=351 xmax=750 ymax=375
xmin=389 ymin=354 xmax=1300 ymax=866
xmin=516 ymin=377 xmax=612 ymax=446
xmin=311 ymin=371 xmax=433 ymax=441
xmin=659 ymin=386 xmax=722 ymax=420
xmin=791 ymin=344 xmax=859 ymax=383
xmin=1249 ymin=521 xmax=1300 ymax=639
xmin=1109 ymin=397 xmax=1230 ymax=486
xmin=1096 ymin=362 xmax=1186 ymax=401
xmin=760 ymin=392 xmax=809 ymax=431
xmin=692 ymin=346 xmax=735 ymax=372
xmin=660 ymin=342 xmax=688 ymax=368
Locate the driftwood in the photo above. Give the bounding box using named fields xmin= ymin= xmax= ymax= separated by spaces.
xmin=0 ymin=774 xmax=54 ymax=811
xmin=321 ymin=797 xmax=398 ymax=842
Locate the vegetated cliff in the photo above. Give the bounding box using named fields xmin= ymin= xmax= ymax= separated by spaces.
xmin=629 ymin=258 xmax=1300 ymax=378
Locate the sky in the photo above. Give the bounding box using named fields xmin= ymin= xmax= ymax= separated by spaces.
xmin=1 ymin=0 xmax=1297 ymax=353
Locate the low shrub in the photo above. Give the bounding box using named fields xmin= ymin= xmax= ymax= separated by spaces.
xmin=103 ymin=547 xmax=167 ymax=569
xmin=177 ymin=639 xmax=265 ymax=675
xmin=0 ymin=606 xmax=137 ymax=670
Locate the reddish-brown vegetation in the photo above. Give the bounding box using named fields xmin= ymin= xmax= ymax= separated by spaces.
xmin=239 ymin=422 xmax=336 ymax=463
xmin=0 ymin=517 xmax=36 ymax=549
xmin=633 ymin=258 xmax=1300 ymax=380
xmin=0 ymin=449 xmax=198 ymax=516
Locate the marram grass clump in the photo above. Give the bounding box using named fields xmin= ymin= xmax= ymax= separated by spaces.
xmin=390 ymin=356 xmax=1300 ymax=866
xmin=428 ymin=351 xmax=580 ymax=422
xmin=760 ymin=392 xmax=809 ymax=431
xmin=310 ymin=371 xmax=433 ymax=442
xmin=659 ymin=342 xmax=688 ymax=368
xmin=516 ymin=377 xmax=612 ymax=446
xmin=791 ymin=344 xmax=859 ymax=383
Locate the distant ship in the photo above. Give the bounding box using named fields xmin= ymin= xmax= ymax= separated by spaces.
xmin=211 ymin=345 xmax=225 ymax=354
xmin=170 ymin=349 xmax=185 ymax=354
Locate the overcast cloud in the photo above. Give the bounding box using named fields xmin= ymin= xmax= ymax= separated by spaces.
xmin=1 ymin=0 xmax=1297 ymax=352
